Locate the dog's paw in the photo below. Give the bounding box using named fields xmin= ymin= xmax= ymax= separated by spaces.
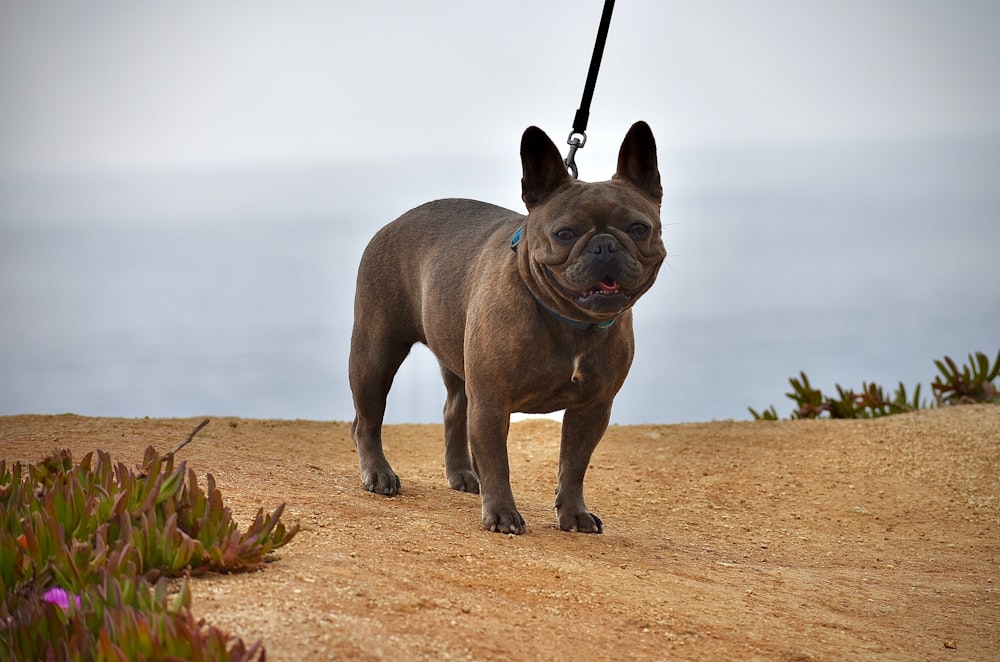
xmin=447 ymin=470 xmax=480 ymax=494
xmin=483 ymin=507 xmax=526 ymax=535
xmin=557 ymin=510 xmax=603 ymax=534
xmin=361 ymin=469 xmax=401 ymax=496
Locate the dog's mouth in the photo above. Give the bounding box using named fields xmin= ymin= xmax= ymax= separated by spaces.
xmin=581 ymin=276 xmax=622 ymax=297
xmin=577 ymin=276 xmax=629 ymax=305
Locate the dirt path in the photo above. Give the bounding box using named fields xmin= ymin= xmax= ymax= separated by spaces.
xmin=2 ymin=406 xmax=998 ymax=661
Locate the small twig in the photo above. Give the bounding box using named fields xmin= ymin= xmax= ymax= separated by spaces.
xmin=168 ymin=418 xmax=210 ymax=458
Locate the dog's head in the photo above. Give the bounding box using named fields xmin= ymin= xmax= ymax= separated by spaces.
xmin=516 ymin=122 xmax=666 ymax=325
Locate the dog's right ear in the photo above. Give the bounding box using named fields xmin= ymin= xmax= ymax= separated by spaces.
xmin=521 ymin=126 xmax=572 ymax=210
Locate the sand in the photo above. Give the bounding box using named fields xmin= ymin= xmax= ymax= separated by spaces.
xmin=2 ymin=405 xmax=997 ymax=660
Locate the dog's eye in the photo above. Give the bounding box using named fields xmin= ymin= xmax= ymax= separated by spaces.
xmin=628 ymin=222 xmax=650 ymax=238
xmin=554 ymin=229 xmax=577 ymax=242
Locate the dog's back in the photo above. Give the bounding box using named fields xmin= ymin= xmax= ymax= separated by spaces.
xmin=353 ymin=198 xmax=523 ymax=349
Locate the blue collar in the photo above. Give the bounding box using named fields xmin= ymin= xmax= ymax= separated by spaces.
xmin=510 ymin=225 xmax=616 ymax=332
xmin=538 ymin=303 xmax=617 ymax=332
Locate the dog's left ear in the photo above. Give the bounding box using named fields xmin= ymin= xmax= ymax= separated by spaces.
xmin=613 ymin=121 xmax=662 ymax=204
xmin=521 ymin=126 xmax=573 ymax=209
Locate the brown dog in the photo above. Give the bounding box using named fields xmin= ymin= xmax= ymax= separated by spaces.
xmin=349 ymin=121 xmax=665 ymax=534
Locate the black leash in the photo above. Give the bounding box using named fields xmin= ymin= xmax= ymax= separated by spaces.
xmin=564 ymin=0 xmax=616 ymax=179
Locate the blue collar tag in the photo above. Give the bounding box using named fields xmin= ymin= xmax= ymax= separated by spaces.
xmin=510 ymin=225 xmax=524 ymax=252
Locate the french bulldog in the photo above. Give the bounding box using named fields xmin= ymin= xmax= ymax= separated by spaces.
xmin=349 ymin=121 xmax=666 ymax=534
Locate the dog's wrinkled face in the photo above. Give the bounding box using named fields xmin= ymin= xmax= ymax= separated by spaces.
xmin=526 ymin=185 xmax=664 ymax=319
xmin=518 ymin=122 xmax=667 ymax=322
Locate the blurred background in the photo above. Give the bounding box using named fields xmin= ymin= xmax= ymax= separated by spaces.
xmin=2 ymin=1 xmax=998 ymax=424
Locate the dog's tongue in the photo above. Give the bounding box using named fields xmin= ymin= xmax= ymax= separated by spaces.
xmin=597 ymin=277 xmax=620 ymax=293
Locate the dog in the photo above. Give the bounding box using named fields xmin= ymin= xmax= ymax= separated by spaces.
xmin=349 ymin=121 xmax=665 ymax=534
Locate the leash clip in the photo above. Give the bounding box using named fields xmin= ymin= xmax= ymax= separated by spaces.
xmin=564 ymin=131 xmax=587 ymax=179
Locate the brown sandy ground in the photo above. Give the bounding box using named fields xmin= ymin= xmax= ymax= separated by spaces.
xmin=2 ymin=405 xmax=998 ymax=661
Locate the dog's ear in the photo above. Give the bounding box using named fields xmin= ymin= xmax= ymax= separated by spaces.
xmin=613 ymin=121 xmax=662 ymax=204
xmin=521 ymin=126 xmax=572 ymax=209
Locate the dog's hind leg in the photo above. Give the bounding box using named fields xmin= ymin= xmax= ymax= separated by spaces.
xmin=348 ymin=324 xmax=411 ymax=496
xmin=440 ymin=365 xmax=479 ymax=493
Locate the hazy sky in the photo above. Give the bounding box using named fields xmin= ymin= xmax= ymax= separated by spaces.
xmin=2 ymin=1 xmax=999 ymax=423
xmin=2 ymin=0 xmax=999 ymax=176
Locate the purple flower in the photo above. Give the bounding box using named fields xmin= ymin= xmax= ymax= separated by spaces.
xmin=42 ymin=587 xmax=82 ymax=611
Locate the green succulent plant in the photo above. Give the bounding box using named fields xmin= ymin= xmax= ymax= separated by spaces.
xmin=0 ymin=420 xmax=299 ymax=661
xmin=932 ymin=350 xmax=1000 ymax=405
xmin=750 ymin=350 xmax=998 ymax=421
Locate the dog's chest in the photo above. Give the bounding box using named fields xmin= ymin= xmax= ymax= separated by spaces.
xmin=562 ymin=350 xmax=612 ymax=392
xmin=512 ymin=346 xmax=622 ymax=412
xmin=570 ymin=353 xmax=586 ymax=384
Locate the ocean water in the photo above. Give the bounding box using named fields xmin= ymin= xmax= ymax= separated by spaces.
xmin=2 ymin=136 xmax=998 ymax=424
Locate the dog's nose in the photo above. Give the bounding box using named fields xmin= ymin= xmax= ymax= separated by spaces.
xmin=587 ymin=234 xmax=619 ymax=262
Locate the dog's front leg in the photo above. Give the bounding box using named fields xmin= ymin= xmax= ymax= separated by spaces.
xmin=467 ymin=401 xmax=525 ymax=534
xmin=555 ymin=402 xmax=612 ymax=533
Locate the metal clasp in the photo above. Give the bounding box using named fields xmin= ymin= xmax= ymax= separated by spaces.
xmin=564 ymin=131 xmax=587 ymax=179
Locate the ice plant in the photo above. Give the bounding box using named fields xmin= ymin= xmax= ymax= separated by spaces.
xmin=41 ymin=587 xmax=81 ymax=612
xmin=750 ymin=350 xmax=999 ymax=420
xmin=0 ymin=420 xmax=296 ymax=661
